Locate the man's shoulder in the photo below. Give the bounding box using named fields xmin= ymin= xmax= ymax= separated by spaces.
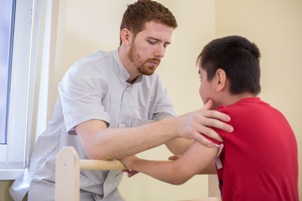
xmin=82 ymin=50 xmax=115 ymax=62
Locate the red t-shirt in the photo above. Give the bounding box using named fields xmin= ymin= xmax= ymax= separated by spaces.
xmin=214 ymin=97 xmax=299 ymax=201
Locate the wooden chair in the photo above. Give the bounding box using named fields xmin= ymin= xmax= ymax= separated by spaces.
xmin=55 ymin=146 xmax=221 ymax=201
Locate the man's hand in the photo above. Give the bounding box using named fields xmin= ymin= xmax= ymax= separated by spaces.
xmin=176 ymin=99 xmax=233 ymax=147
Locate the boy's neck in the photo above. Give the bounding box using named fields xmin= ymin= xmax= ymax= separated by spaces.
xmin=217 ymin=92 xmax=255 ymax=108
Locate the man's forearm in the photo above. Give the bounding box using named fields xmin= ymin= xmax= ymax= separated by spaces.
xmin=77 ymin=118 xmax=180 ymax=160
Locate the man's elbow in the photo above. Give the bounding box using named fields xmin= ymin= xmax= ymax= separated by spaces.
xmin=82 ymin=143 xmax=111 ymax=160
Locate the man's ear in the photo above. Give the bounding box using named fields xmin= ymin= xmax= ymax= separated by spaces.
xmin=120 ymin=28 xmax=132 ymax=46
xmin=215 ymin=69 xmax=227 ymax=92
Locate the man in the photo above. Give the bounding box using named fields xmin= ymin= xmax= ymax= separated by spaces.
xmin=120 ymin=35 xmax=299 ymax=201
xmin=10 ymin=1 xmax=232 ymax=200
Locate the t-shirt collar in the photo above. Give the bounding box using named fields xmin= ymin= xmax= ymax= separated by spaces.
xmin=113 ymin=48 xmax=143 ymax=84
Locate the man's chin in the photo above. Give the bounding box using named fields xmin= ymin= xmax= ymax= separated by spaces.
xmin=143 ymin=72 xmax=155 ymax=76
xmin=140 ymin=68 xmax=156 ymax=76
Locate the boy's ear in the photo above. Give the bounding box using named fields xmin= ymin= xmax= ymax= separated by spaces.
xmin=215 ymin=69 xmax=227 ymax=92
xmin=120 ymin=28 xmax=132 ymax=46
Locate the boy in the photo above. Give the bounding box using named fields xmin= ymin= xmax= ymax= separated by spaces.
xmin=120 ymin=35 xmax=299 ymax=201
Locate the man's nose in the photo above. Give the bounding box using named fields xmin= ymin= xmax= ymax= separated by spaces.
xmin=154 ymin=45 xmax=166 ymax=58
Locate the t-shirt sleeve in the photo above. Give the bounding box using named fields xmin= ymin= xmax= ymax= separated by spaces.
xmin=59 ymin=59 xmax=110 ymax=134
xmin=202 ymin=135 xmax=224 ymax=158
xmin=204 ymin=105 xmax=232 ymax=158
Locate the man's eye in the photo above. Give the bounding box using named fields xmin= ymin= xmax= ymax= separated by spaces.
xmin=148 ymin=40 xmax=157 ymax=44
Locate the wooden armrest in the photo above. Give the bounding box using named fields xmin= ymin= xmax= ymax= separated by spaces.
xmin=80 ymin=159 xmax=127 ymax=170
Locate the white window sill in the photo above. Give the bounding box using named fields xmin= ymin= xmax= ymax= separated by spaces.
xmin=0 ymin=163 xmax=25 ymax=180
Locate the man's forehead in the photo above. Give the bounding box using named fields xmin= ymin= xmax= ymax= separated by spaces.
xmin=139 ymin=21 xmax=173 ymax=39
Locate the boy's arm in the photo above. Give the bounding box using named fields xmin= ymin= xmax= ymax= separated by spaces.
xmin=120 ymin=141 xmax=219 ymax=185
xmin=164 ymin=99 xmax=230 ymax=155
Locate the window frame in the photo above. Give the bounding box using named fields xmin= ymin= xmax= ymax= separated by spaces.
xmin=0 ymin=0 xmax=15 ymax=145
xmin=0 ymin=0 xmax=34 ymax=180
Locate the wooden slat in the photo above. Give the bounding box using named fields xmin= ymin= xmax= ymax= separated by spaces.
xmin=80 ymin=159 xmax=127 ymax=170
xmin=55 ymin=146 xmax=80 ymax=201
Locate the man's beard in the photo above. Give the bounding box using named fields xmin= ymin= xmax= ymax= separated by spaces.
xmin=128 ymin=44 xmax=160 ymax=76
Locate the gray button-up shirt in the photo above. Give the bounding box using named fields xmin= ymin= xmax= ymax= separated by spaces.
xmin=10 ymin=49 xmax=176 ymax=201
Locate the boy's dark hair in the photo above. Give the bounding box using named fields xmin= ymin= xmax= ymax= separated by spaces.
xmin=197 ymin=35 xmax=261 ymax=95
xmin=120 ymin=0 xmax=177 ymax=45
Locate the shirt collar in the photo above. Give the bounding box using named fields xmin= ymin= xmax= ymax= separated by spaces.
xmin=112 ymin=48 xmax=142 ymax=85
